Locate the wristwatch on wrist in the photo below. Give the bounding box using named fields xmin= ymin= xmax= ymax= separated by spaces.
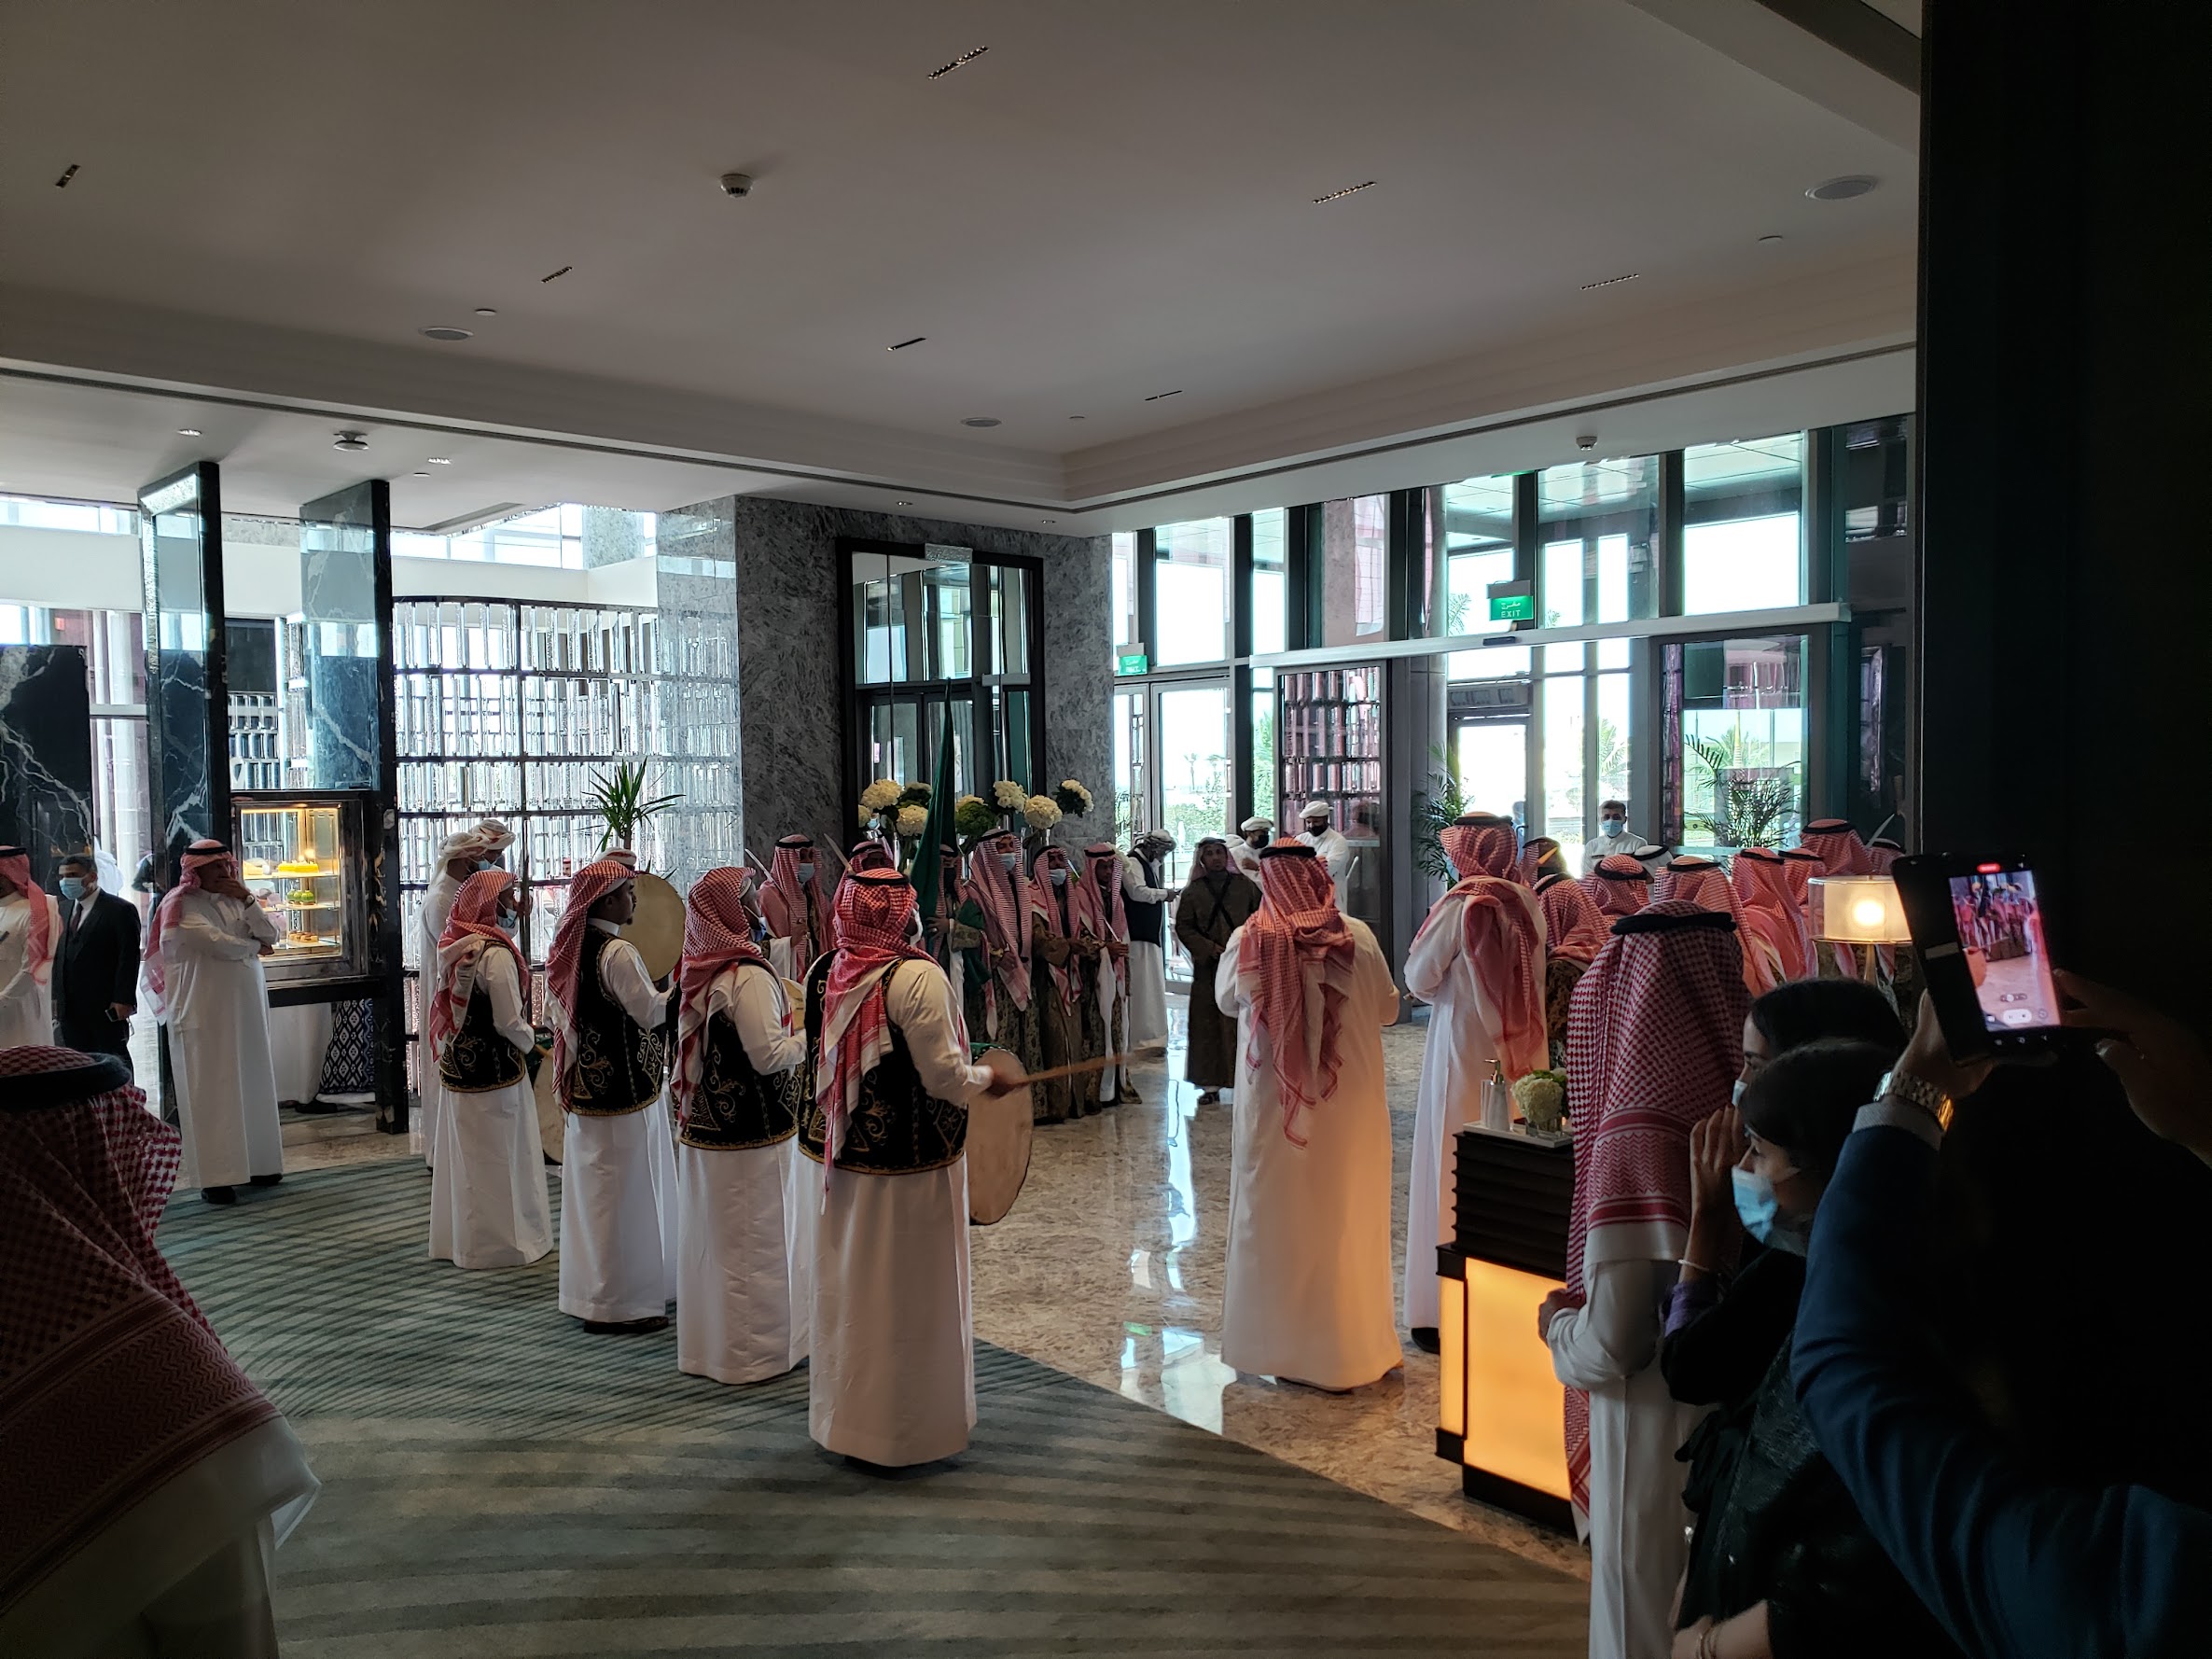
xmin=1876 ymin=1066 xmax=1955 ymax=1129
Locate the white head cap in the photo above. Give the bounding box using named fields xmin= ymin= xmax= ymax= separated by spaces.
xmin=1239 ymin=815 xmax=1273 ymax=833
xmin=1300 ymin=802 xmax=1331 ymax=822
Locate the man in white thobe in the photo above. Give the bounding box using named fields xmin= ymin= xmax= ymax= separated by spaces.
xmin=804 ymin=869 xmax=1019 ymax=1467
xmin=1401 ymin=814 xmax=1549 ymax=1345
xmin=1230 ymin=816 xmax=1272 ymax=877
xmin=142 ymin=839 xmax=284 ymax=1205
xmin=1217 ymin=842 xmax=1401 ymax=1391
xmin=416 ymin=819 xmax=514 ymax=1166
xmin=548 ymin=859 xmax=675 ymax=1332
xmin=1297 ymin=802 xmax=1355 ymax=910
xmin=1579 ymin=800 xmax=1643 ymax=871
xmin=1119 ymin=832 xmax=1178 ymax=1050
xmin=0 ymin=844 xmax=61 ymax=1049
xmin=673 ymin=867 xmax=814 ymax=1385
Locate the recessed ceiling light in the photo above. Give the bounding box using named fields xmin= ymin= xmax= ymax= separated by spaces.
xmin=412 ymin=470 xmax=431 ymax=477
xmin=1041 ymin=518 xmax=1058 ymax=525
xmin=1067 ymin=414 xmax=1086 ymax=421
xmin=473 ymin=306 xmax=498 ymax=315
xmin=55 ymin=162 xmax=79 ymax=188
xmin=927 ymin=45 xmax=989 ymax=79
xmin=332 ymin=430 xmax=369 ymax=453
xmin=176 ymin=426 xmax=202 ymax=437
xmin=1806 ymin=174 xmax=1878 ymax=201
xmin=1143 ymin=389 xmax=1183 ymax=402
xmin=896 ymin=499 xmax=914 ymax=507
xmin=888 ymin=336 xmax=926 ymax=352
xmin=1312 ymin=180 xmax=1376 ymax=204
xmin=1579 ymin=272 xmax=1639 ymax=291
xmin=1758 ymin=234 xmax=1786 ymax=244
xmin=420 ymin=326 xmax=474 ymax=342
xmin=961 ymin=416 xmax=1001 ymax=428
xmin=425 ymin=456 xmax=452 ymax=465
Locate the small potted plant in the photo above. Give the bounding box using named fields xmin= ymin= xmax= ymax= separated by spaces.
xmin=588 ymin=760 xmax=683 ymax=856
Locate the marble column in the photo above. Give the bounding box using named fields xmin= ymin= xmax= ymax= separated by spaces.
xmin=0 ymin=645 xmax=94 ymax=882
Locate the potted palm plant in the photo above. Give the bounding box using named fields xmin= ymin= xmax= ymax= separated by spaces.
xmin=587 ymin=760 xmax=683 ymax=855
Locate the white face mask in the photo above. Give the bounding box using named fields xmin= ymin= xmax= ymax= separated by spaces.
xmin=1732 ymin=1077 xmax=1747 ymax=1106
xmin=796 ymin=863 xmax=814 ymax=882
xmin=1049 ymin=869 xmax=1067 ymax=886
xmin=998 ymin=851 xmax=1018 ymax=871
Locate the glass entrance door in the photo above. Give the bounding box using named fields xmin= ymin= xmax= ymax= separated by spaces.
xmin=1453 ymin=716 xmax=1528 ymax=826
xmin=1151 ymin=680 xmax=1230 ymax=983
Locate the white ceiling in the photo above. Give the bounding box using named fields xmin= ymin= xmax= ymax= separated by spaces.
xmin=0 ymin=0 xmax=1918 ymax=524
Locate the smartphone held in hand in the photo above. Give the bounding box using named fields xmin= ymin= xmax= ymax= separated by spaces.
xmin=1892 ymin=854 xmax=2069 ymax=1060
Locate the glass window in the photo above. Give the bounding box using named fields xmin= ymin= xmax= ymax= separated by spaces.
xmin=1442 ymin=473 xmax=1518 ymax=678
xmin=1114 ymin=688 xmax=1144 ymax=845
xmin=1154 ymin=518 xmax=1230 ymax=665
xmin=1539 ymin=455 xmax=1660 ymax=621
xmin=1596 ymin=671 xmax=1633 ymax=828
xmin=1250 ymin=667 xmax=1276 ymax=826
xmin=1837 ymin=416 xmax=1912 ymax=830
xmin=1541 ymin=673 xmax=1586 ymax=863
xmin=1662 ymin=634 xmax=1806 ymax=853
xmin=1111 ymin=532 xmax=1141 ymax=653
xmin=1250 ymin=509 xmax=1287 ymax=655
xmin=1155 ymin=682 xmax=1231 ymax=882
xmin=1318 ymin=495 xmax=1388 ymax=647
xmin=1683 ymin=434 xmax=1805 ymax=615
xmin=849 ymin=549 xmax=974 ymax=685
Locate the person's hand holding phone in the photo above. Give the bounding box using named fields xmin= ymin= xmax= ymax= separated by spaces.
xmin=2055 ymin=970 xmax=2212 ymax=1170
xmin=1899 ymin=992 xmax=1998 ymax=1104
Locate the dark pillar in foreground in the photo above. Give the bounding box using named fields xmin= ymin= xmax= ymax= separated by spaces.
xmin=1914 ymin=0 xmax=2210 ymax=1025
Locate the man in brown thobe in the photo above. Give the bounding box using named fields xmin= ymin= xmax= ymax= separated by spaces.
xmin=1173 ymin=835 xmax=1260 ymax=1105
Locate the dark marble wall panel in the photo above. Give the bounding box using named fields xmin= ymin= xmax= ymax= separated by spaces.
xmin=300 ymin=485 xmax=383 ymax=791
xmin=0 ymin=645 xmax=94 ymax=883
xmin=705 ymin=498 xmax=1111 ymax=854
xmin=141 ymin=467 xmax=226 ymax=873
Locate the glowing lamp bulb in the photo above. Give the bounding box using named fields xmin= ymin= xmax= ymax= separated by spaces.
xmin=1852 ymin=898 xmax=1888 ymax=929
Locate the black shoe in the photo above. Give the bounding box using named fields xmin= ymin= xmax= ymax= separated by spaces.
xmin=1120 ymin=1084 xmax=1143 ymax=1103
xmin=1410 ymin=1326 xmax=1441 ymax=1355
xmin=201 ymin=1186 xmax=238 ymax=1206
xmin=580 ymin=1316 xmax=670 ymax=1334
xmin=1195 ymin=1090 xmax=1220 ymax=1106
xmin=249 ymin=1172 xmax=284 ymax=1188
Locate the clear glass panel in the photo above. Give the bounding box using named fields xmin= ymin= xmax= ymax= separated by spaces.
xmin=1596 ymin=635 xmax=1631 ymax=670
xmin=1454 ymin=719 xmax=1527 ymax=823
xmin=1251 ymin=509 xmax=1288 ymax=655
xmin=1539 ymin=454 xmax=1660 ymax=620
xmin=1154 ymin=518 xmax=1230 ymax=665
xmin=1250 ymin=667 xmax=1276 ymax=826
xmin=1111 ymin=532 xmax=1141 ymax=652
xmin=1114 ymin=689 xmax=1144 ymax=846
xmin=982 ymin=562 xmax=1023 ymax=678
xmin=1541 ymin=537 xmax=1584 ymax=629
xmin=1663 ymin=634 xmax=1806 ymax=853
xmin=1273 ymin=665 xmax=1387 ymax=940
xmin=1156 ymin=682 xmax=1231 ymax=978
xmin=1318 ymin=495 xmax=1389 ymax=647
xmin=1443 ymin=472 xmax=1518 ymax=676
xmin=1838 ymin=415 xmax=1912 ymax=830
xmin=1683 ymin=434 xmax=1805 ymax=615
xmin=1596 ymin=671 xmax=1633 ymax=835
xmin=1542 ymin=674 xmax=1586 ymax=861
xmin=849 ymin=548 xmax=973 ymax=684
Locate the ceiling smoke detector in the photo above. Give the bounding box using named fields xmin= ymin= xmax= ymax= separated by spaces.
xmin=332 ymin=430 xmax=369 ymax=452
xmin=1806 ymin=174 xmax=1878 ymax=201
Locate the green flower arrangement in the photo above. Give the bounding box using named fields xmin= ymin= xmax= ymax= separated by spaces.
xmin=953 ymin=794 xmax=998 ymax=845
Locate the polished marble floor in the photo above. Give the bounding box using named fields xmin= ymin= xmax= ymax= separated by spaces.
xmin=275 ymin=997 xmax=1585 ymax=1579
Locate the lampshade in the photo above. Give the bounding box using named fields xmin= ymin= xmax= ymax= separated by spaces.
xmin=1809 ymin=874 xmax=1913 ymax=944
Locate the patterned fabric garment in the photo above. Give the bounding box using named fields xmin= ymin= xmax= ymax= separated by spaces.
xmin=438 ymin=980 xmax=525 ymax=1093
xmin=1561 ymin=902 xmax=1747 ymax=1517
xmin=429 ymin=871 xmax=522 ymax=1054
xmin=1536 ymin=872 xmax=1611 ymax=965
xmin=139 ymin=839 xmax=232 ymax=1018
xmin=672 ymin=867 xmax=772 ymax=1125
xmin=1778 ymin=848 xmax=1823 ymax=909
xmin=1417 ymin=816 xmax=1548 ymax=1077
xmin=812 ymin=870 xmax=945 ymax=1169
xmin=1732 ymin=848 xmax=1814 ymax=982
xmin=0 ymin=844 xmax=53 ymax=988
xmin=1083 ymin=842 xmax=1130 ymax=991
xmin=543 ymin=859 xmax=638 ymax=1093
xmin=761 ymin=835 xmax=829 ymax=969
xmin=1581 ymin=853 xmax=1654 ymax=919
xmin=315 ymin=998 xmax=381 ymax=1095
xmin=1237 ymin=843 xmax=1357 ymax=1145
xmin=558 ymin=927 xmax=666 ymax=1113
xmin=680 ymin=988 xmax=802 ymax=1150
xmin=1652 ymin=857 xmax=1746 ymax=928
xmin=0 ymin=1048 xmax=281 ymax=1612
xmin=1799 ymin=820 xmax=1871 ymax=878
xmin=963 ymin=833 xmax=1033 ymax=1012
xmin=1516 ymin=836 xmax=1567 ymax=888
xmin=800 ymin=955 xmax=967 ymax=1175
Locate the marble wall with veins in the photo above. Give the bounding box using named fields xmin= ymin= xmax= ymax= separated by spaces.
xmin=0 ymin=646 xmax=95 ymax=883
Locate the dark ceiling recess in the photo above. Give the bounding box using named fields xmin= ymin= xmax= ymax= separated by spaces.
xmin=540 ymin=265 xmax=573 ymax=283
xmin=1751 ymin=0 xmax=1920 ymax=91
xmin=54 ymin=162 xmax=79 ymax=188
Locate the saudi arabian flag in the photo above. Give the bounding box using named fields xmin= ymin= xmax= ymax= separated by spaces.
xmin=910 ymin=691 xmax=959 ymax=922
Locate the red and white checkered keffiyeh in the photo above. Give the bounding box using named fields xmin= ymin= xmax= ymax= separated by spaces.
xmin=1732 ymin=847 xmax=1813 ymax=983
xmin=673 ymin=866 xmax=773 ymax=1123
xmin=1561 ymin=901 xmax=1746 ymax=1524
xmin=138 ymin=839 xmax=234 ymax=1020
xmin=1779 ymin=847 xmax=1822 ymax=908
xmin=1237 ymin=843 xmax=1358 ymax=1145
xmin=1516 ymin=836 xmax=1564 ymax=888
xmin=963 ymin=831 xmax=1033 ymax=1016
xmin=1800 ymin=819 xmax=1872 ymax=877
xmin=761 ymin=835 xmax=828 ymax=970
xmin=544 ymin=859 xmax=636 ymax=1093
xmin=0 ymin=844 xmax=54 ymax=992
xmin=1414 ymin=816 xmax=1548 ymax=1078
xmin=427 ymin=869 xmax=522 ymax=1055
xmin=1536 ymin=872 xmax=1610 ymax=966
xmin=1084 ymin=843 xmax=1129 ymax=991
xmin=0 ymin=1047 xmax=286 ymax=1610
xmin=1865 ymin=838 xmax=1904 ymax=875
xmin=1580 ymin=853 xmax=1653 ymax=919
xmin=1440 ymin=815 xmax=1519 ymax=882
xmin=814 ymin=871 xmax=946 ymax=1173
xmin=1028 ymin=847 xmax=1087 ymax=1003
xmin=1655 ymin=857 xmax=1763 ymax=993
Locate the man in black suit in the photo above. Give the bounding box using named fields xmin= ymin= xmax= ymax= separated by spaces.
xmin=52 ymin=852 xmax=142 ymax=1074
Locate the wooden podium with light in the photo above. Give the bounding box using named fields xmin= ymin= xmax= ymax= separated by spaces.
xmin=1435 ymin=1123 xmax=1576 ymax=1534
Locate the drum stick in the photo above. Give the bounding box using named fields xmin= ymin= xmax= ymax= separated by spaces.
xmin=999 ymin=1051 xmax=1137 ymax=1087
xmin=824 ymin=839 xmax=851 ymax=876
xmin=744 ymin=846 xmax=773 ymax=877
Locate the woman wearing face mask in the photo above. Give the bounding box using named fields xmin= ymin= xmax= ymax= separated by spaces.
xmin=426 ymin=871 xmax=553 ymax=1269
xmin=1665 ymin=1039 xmax=1961 ymax=1659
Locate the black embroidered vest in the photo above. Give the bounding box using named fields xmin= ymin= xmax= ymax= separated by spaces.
xmin=1124 ymin=853 xmax=1165 ymax=944
xmin=562 ymin=926 xmax=666 ymax=1116
xmin=799 ymin=956 xmax=968 ymax=1175
xmin=680 ymin=963 xmax=802 ymax=1150
xmin=438 ymin=957 xmax=526 ymax=1093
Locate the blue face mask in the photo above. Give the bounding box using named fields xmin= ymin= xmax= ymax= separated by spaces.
xmin=999 ymin=852 xmax=1018 ymax=871
xmin=797 ymin=863 xmax=815 ymax=883
xmin=1601 ymin=818 xmax=1625 ymax=837
xmin=1731 ymin=1166 xmax=1809 ymax=1255
xmin=1049 ymin=869 xmax=1067 ymax=886
xmin=59 ymin=876 xmax=87 ymax=902
xmin=478 ymin=857 xmax=503 ymax=872
xmin=495 ymin=909 xmax=519 ymax=931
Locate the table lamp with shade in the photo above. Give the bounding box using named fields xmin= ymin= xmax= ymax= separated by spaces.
xmin=1809 ymin=874 xmax=1914 ymax=976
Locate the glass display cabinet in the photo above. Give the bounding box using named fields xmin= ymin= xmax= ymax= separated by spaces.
xmin=231 ymin=790 xmax=376 ymax=986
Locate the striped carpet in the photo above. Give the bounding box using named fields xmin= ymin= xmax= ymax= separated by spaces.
xmin=160 ymin=1161 xmax=1587 ymax=1657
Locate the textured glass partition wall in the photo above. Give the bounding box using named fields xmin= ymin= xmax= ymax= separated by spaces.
xmin=137 ymin=461 xmax=228 ymax=876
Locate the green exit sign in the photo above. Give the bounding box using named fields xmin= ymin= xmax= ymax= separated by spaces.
xmin=1116 ymin=650 xmax=1149 ymax=675
xmin=1488 ymin=590 xmax=1536 ymax=622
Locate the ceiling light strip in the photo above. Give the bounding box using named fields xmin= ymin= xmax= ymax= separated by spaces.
xmin=540 ymin=266 xmax=573 ymax=283
xmin=1579 ymin=272 xmax=1640 ymax=291
xmin=1312 ymin=181 xmax=1375 ymax=204
xmin=927 ymin=46 xmax=989 ymax=78
xmin=887 ymin=337 xmax=927 ymax=352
